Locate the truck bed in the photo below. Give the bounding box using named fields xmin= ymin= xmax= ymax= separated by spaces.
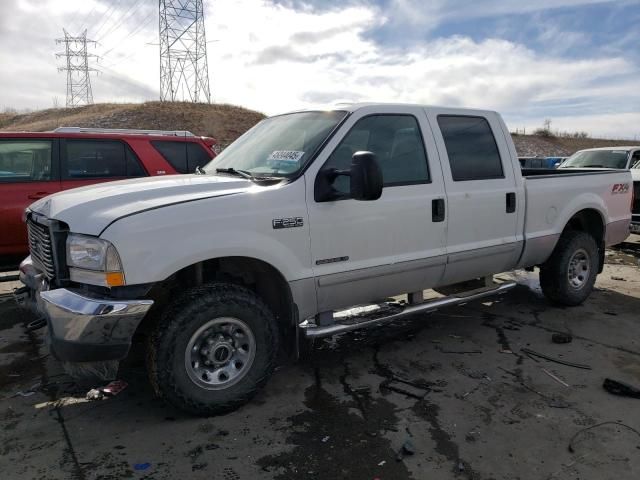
xmin=517 ymin=167 xmax=632 ymax=268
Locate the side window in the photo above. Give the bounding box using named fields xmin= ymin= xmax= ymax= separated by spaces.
xmin=64 ymin=140 xmax=126 ymax=179
xmin=0 ymin=140 xmax=53 ymax=183
xmin=632 ymin=151 xmax=640 ymax=168
xmin=151 ymin=141 xmax=187 ymax=173
xmin=437 ymin=116 xmax=504 ymax=181
xmin=186 ymin=143 xmax=213 ymax=172
xmin=323 ymin=115 xmax=430 ymax=195
xmin=125 ymin=145 xmax=146 ymax=177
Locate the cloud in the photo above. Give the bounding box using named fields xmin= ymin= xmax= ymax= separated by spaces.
xmin=0 ymin=0 xmax=638 ymax=138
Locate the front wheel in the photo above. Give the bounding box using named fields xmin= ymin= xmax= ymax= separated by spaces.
xmin=539 ymin=230 xmax=599 ymax=306
xmin=147 ymin=283 xmax=279 ymax=416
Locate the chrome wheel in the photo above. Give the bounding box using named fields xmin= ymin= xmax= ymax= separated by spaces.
xmin=185 ymin=317 xmax=256 ymax=390
xmin=567 ymin=248 xmax=590 ymax=290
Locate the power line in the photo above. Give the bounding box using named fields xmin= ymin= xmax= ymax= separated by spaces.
xmin=101 ymin=8 xmax=156 ymax=58
xmin=55 ymin=29 xmax=99 ymax=107
xmin=72 ymin=1 xmax=100 ymax=32
xmin=96 ymin=0 xmax=147 ymax=43
xmin=92 ymin=0 xmax=125 ymax=39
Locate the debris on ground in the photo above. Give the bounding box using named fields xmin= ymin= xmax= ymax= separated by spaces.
xmin=133 ymin=462 xmax=151 ymax=471
xmin=568 ymin=421 xmax=640 ymax=453
xmin=377 ymin=460 xmax=386 ymax=466
xmin=86 ymin=380 xmax=129 ymax=401
xmin=401 ymin=440 xmax=416 ymax=455
xmin=321 ymin=436 xmax=330 ymax=443
xmin=437 ymin=347 xmax=482 ymax=354
xmin=611 ymin=276 xmax=626 ymax=281
xmin=551 ymin=333 xmax=573 ymax=344
xmin=541 ymin=368 xmax=570 ymax=387
xmin=12 ymin=382 xmax=40 ymax=398
xmin=603 ymin=378 xmax=640 ymax=399
xmin=547 ymin=397 xmax=571 ymax=408
xmin=86 ymin=388 xmax=104 ymax=401
xmin=520 ymin=348 xmax=592 ymax=370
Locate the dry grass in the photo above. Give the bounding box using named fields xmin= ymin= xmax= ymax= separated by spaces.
xmin=0 ymin=102 xmax=266 ymax=146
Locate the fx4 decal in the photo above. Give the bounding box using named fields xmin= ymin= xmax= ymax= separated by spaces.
xmin=273 ymin=217 xmax=304 ymax=229
xmin=611 ymin=183 xmax=629 ymax=194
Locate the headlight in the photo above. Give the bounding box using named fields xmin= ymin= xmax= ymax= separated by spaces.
xmin=66 ymin=234 xmax=125 ymax=287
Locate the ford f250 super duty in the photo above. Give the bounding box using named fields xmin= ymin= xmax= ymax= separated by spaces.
xmin=16 ymin=103 xmax=633 ymax=416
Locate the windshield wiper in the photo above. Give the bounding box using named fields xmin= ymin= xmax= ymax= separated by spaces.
xmin=215 ymin=167 xmax=284 ymax=183
xmin=215 ymin=167 xmax=254 ymax=180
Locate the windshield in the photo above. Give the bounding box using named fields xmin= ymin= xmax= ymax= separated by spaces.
xmin=560 ymin=150 xmax=629 ymax=169
xmin=204 ymin=111 xmax=347 ymax=177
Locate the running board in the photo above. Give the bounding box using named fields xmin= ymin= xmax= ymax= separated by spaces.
xmin=300 ymin=281 xmax=517 ymax=338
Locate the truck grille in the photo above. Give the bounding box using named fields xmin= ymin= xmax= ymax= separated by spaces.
xmin=27 ymin=218 xmax=55 ymax=279
xmin=634 ymin=182 xmax=640 ymax=215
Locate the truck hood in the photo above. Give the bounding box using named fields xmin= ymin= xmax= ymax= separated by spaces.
xmin=29 ymin=174 xmax=252 ymax=235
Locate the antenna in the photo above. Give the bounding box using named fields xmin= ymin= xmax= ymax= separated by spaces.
xmin=159 ymin=0 xmax=211 ymax=103
xmin=55 ymin=29 xmax=99 ymax=108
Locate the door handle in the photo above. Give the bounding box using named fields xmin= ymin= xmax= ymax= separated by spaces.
xmin=27 ymin=192 xmax=51 ymax=200
xmin=432 ymin=198 xmax=445 ymax=222
xmin=506 ymin=192 xmax=516 ymax=213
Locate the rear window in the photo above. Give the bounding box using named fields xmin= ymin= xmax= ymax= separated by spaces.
xmin=63 ymin=140 xmax=146 ymax=179
xmin=152 ymin=141 xmax=213 ymax=174
xmin=437 ymin=115 xmax=504 ymax=181
xmin=0 ymin=140 xmax=53 ymax=183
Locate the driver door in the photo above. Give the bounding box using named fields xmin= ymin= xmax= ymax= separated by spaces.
xmin=304 ymin=105 xmax=448 ymax=313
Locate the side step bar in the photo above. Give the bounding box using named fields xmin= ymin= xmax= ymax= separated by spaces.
xmin=300 ymin=281 xmax=516 ymax=338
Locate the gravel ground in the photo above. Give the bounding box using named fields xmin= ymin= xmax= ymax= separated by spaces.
xmin=1 ymin=236 xmax=639 ymax=480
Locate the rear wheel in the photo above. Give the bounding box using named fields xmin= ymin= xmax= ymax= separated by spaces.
xmin=147 ymin=283 xmax=279 ymax=416
xmin=539 ymin=230 xmax=599 ymax=306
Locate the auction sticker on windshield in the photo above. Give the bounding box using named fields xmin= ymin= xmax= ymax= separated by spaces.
xmin=268 ymin=150 xmax=305 ymax=163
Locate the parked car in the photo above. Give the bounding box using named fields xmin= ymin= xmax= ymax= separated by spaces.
xmin=558 ymin=146 xmax=640 ymax=170
xmin=557 ymin=146 xmax=639 ymax=235
xmin=17 ymin=104 xmax=632 ymax=416
xmin=0 ymin=127 xmax=217 ymax=269
xmin=518 ymin=156 xmax=564 ymax=169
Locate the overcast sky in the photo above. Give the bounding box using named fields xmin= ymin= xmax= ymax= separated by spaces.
xmin=0 ymin=0 xmax=639 ymax=138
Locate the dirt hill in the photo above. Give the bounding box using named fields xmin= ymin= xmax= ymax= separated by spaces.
xmin=0 ymin=102 xmax=633 ymax=156
xmin=511 ymin=134 xmax=636 ymax=157
xmin=0 ymin=102 xmax=266 ymax=147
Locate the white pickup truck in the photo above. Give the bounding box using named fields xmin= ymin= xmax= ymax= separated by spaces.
xmin=17 ymin=103 xmax=632 ymax=415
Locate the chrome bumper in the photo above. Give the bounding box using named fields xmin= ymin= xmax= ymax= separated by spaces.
xmin=18 ymin=256 xmax=154 ymax=362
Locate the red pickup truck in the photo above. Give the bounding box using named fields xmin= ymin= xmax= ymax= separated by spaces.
xmin=0 ymin=127 xmax=217 ymax=269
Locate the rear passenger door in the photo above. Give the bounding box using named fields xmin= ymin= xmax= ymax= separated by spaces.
xmin=60 ymin=139 xmax=146 ymax=190
xmin=425 ymin=110 xmax=520 ymax=284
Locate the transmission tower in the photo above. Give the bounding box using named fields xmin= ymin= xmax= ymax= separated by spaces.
xmin=56 ymin=29 xmax=98 ymax=107
xmin=159 ymin=0 xmax=211 ymax=103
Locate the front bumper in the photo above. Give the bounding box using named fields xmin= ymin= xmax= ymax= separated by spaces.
xmin=18 ymin=256 xmax=153 ymax=363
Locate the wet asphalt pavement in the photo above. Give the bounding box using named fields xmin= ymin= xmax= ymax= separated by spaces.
xmin=1 ymin=237 xmax=640 ymax=480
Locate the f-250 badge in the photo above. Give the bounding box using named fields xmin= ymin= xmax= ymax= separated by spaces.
xmin=273 ymin=217 xmax=304 ymax=229
xmin=611 ymin=183 xmax=629 ymax=194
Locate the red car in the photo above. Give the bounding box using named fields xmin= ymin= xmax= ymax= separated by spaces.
xmin=0 ymin=127 xmax=217 ymax=269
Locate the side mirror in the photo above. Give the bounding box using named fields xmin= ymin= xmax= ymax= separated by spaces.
xmin=314 ymin=150 xmax=383 ymax=202
xmin=350 ymin=151 xmax=383 ymax=201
